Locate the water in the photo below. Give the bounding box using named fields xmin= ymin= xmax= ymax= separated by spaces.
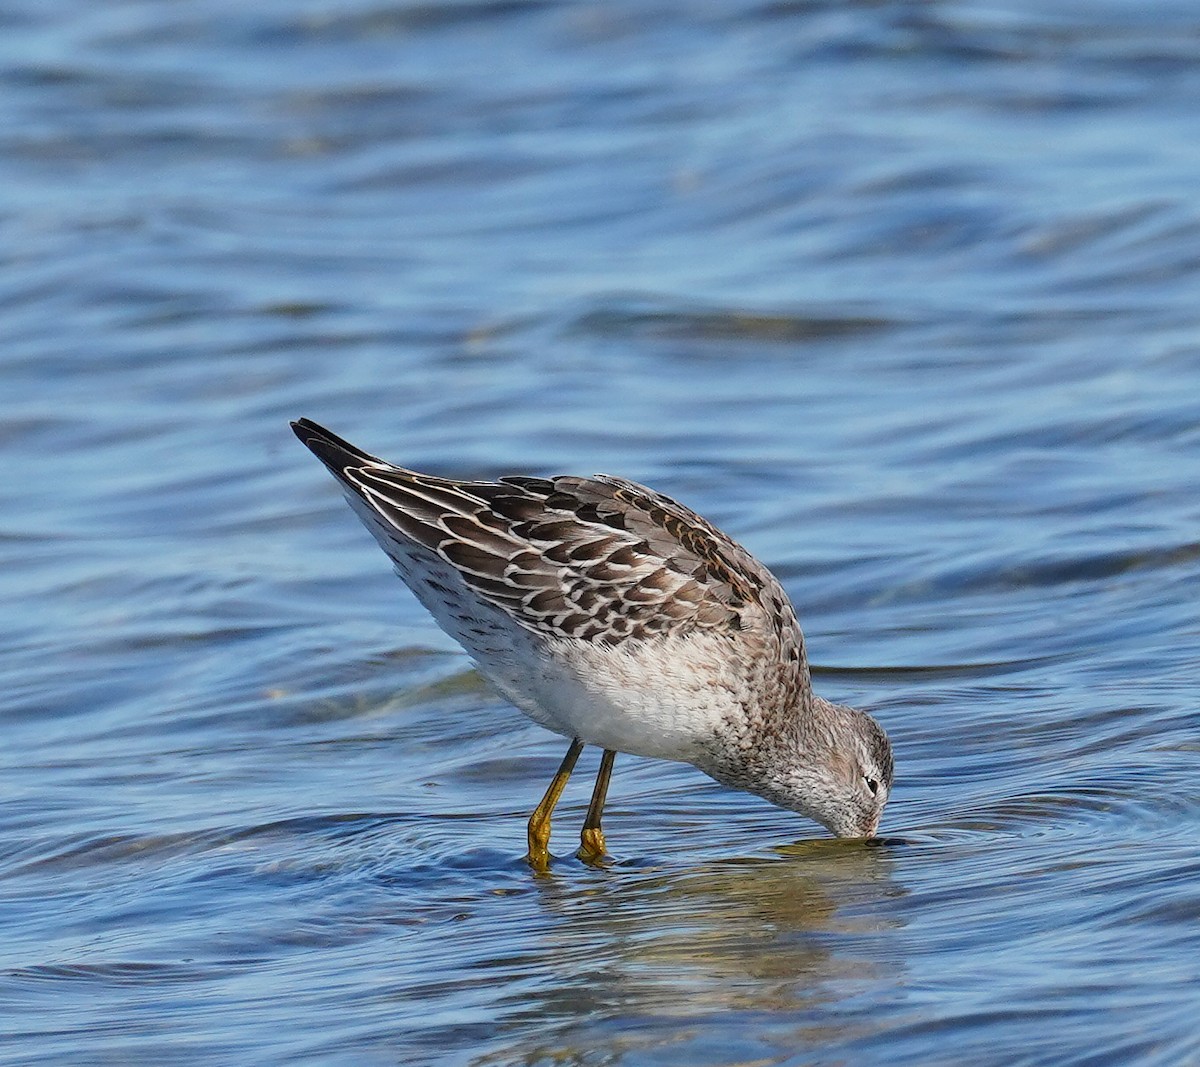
xmin=2 ymin=1 xmax=1199 ymax=1063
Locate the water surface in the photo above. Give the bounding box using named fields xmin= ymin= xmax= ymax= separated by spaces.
xmin=2 ymin=1 xmax=1199 ymax=1064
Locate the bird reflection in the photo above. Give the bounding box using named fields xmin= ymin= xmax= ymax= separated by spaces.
xmin=475 ymin=841 xmax=907 ymax=1064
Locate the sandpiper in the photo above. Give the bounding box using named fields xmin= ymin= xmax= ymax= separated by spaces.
xmin=292 ymin=419 xmax=893 ymax=867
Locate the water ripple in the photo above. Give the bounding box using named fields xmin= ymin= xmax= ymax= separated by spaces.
xmin=2 ymin=0 xmax=1199 ymax=1063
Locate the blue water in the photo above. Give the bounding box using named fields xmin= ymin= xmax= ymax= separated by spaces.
xmin=2 ymin=1 xmax=1199 ymax=1063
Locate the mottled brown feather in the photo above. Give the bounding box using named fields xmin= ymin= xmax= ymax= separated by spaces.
xmin=321 ymin=447 xmax=808 ymax=704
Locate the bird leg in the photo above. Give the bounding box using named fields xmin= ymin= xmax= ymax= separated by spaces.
xmin=578 ymin=749 xmax=616 ymax=865
xmin=526 ymin=738 xmax=584 ymax=870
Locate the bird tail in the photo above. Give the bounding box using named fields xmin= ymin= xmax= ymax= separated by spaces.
xmin=290 ymin=418 xmax=381 ymax=476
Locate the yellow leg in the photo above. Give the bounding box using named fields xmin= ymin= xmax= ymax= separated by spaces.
xmin=578 ymin=749 xmax=616 ymax=864
xmin=526 ymin=738 xmax=584 ymax=870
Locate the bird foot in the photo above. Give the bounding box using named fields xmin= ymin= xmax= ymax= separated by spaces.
xmin=577 ymin=826 xmax=608 ymax=866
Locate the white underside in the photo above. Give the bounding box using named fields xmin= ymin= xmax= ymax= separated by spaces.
xmin=488 ymin=632 xmax=740 ymax=762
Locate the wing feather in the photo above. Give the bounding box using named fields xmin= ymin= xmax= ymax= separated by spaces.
xmin=291 ymin=420 xmax=802 ymax=663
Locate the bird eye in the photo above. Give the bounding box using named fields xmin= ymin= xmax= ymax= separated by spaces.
xmin=864 ymin=777 xmax=879 ymax=796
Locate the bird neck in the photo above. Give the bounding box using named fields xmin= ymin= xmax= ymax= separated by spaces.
xmin=694 ymin=673 xmax=819 ymax=792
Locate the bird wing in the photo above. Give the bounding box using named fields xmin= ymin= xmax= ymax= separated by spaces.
xmin=292 ymin=419 xmax=804 ymax=661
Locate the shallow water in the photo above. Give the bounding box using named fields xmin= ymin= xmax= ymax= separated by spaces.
xmin=2 ymin=1 xmax=1200 ymax=1064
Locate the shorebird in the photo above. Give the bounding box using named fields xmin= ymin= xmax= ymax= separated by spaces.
xmin=292 ymin=419 xmax=893 ymax=868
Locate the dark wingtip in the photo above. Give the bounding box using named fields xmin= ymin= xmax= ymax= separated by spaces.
xmin=290 ymin=418 xmax=381 ymax=475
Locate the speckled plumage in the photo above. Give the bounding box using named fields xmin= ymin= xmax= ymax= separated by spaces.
xmin=292 ymin=419 xmax=893 ymax=845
